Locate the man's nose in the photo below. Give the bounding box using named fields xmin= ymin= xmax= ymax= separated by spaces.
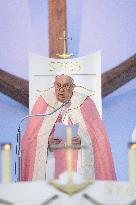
xmin=59 ymin=87 xmax=65 ymax=91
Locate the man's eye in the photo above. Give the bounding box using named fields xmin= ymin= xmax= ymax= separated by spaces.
xmin=57 ymin=84 xmax=61 ymax=87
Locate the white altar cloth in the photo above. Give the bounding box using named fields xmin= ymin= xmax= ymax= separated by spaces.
xmin=0 ymin=180 xmax=136 ymax=205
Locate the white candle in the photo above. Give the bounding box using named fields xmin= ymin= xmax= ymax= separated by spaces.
xmin=128 ymin=127 xmax=136 ymax=182
xmin=1 ymin=144 xmax=12 ymax=183
xmin=66 ymin=127 xmax=73 ymax=183
xmin=128 ymin=143 xmax=136 ymax=182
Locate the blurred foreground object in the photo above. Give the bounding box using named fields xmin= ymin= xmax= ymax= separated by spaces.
xmin=1 ymin=143 xmax=12 ymax=183
xmin=128 ymin=127 xmax=136 ymax=183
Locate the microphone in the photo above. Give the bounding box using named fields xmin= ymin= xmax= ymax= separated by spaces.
xmin=20 ymin=99 xmax=70 ymax=123
xmin=16 ymin=98 xmax=71 ymax=182
xmin=61 ymin=99 xmax=71 ymax=107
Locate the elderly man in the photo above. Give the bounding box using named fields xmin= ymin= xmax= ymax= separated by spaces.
xmin=21 ymin=74 xmax=116 ymax=181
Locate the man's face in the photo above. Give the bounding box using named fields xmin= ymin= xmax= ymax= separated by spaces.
xmin=54 ymin=75 xmax=75 ymax=103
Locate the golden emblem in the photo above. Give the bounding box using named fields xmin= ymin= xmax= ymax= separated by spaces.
xmin=56 ymin=31 xmax=73 ymax=59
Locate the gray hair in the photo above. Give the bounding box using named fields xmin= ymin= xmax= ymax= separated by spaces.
xmin=55 ymin=74 xmax=74 ymax=84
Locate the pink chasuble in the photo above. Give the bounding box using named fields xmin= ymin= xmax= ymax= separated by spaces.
xmin=21 ymin=93 xmax=116 ymax=181
xmin=21 ymin=96 xmax=48 ymax=181
xmin=80 ymin=97 xmax=116 ymax=180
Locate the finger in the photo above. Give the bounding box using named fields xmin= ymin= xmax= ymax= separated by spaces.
xmin=55 ymin=140 xmax=62 ymax=144
xmin=72 ymin=138 xmax=78 ymax=141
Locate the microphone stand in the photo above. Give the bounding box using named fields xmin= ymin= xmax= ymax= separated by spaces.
xmin=16 ymin=99 xmax=70 ymax=182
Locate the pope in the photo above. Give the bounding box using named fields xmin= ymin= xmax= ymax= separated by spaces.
xmin=21 ymin=74 xmax=116 ymax=181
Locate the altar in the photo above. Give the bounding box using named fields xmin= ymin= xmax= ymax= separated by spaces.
xmin=0 ymin=180 xmax=136 ymax=205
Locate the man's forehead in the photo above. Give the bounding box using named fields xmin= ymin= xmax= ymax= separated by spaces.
xmin=55 ymin=75 xmax=73 ymax=84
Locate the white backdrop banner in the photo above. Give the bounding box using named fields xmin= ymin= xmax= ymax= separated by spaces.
xmin=29 ymin=51 xmax=102 ymax=116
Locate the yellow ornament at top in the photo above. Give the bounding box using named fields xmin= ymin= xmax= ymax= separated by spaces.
xmin=56 ymin=31 xmax=73 ymax=59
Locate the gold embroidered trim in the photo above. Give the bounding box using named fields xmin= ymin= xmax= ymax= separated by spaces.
xmin=75 ymin=85 xmax=95 ymax=96
xmin=36 ymin=85 xmax=95 ymax=96
xmin=36 ymin=86 xmax=54 ymax=93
